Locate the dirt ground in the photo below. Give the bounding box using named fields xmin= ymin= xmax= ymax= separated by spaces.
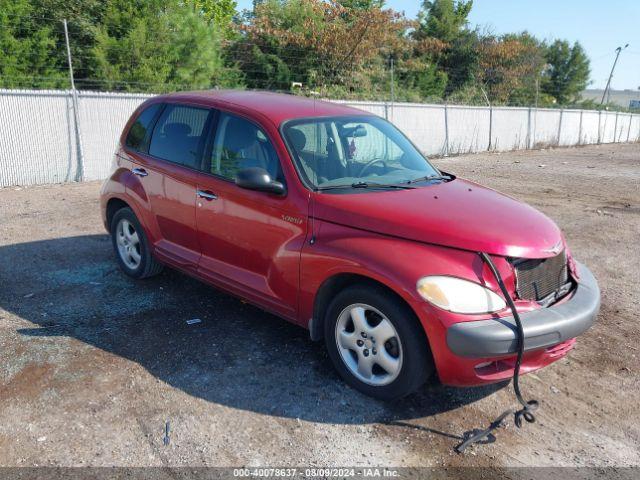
xmin=0 ymin=143 xmax=639 ymax=473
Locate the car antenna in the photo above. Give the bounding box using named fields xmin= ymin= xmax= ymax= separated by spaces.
xmin=454 ymin=252 xmax=539 ymax=453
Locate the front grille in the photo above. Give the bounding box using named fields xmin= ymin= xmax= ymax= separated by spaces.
xmin=512 ymin=250 xmax=569 ymax=302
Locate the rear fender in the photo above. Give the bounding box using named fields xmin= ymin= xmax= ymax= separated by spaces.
xmin=100 ymin=166 xmax=130 ymax=230
xmin=101 ymin=167 xmax=153 ymax=244
xmin=120 ymin=163 xmax=162 ymax=246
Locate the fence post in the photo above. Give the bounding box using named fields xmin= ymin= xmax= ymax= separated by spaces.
xmin=533 ymin=106 xmax=537 ymax=149
xmin=479 ymin=86 xmax=492 ymax=151
xmin=578 ymin=110 xmax=583 ymax=145
xmin=597 ymin=110 xmax=602 ymax=144
xmin=488 ymin=105 xmax=493 ymax=151
xmin=443 ymin=103 xmax=449 ymax=157
xmin=63 ymin=19 xmax=84 ymax=182
xmin=556 ymin=108 xmax=563 ymax=146
xmin=613 ymin=112 xmax=619 ymax=142
xmin=627 ymin=113 xmax=633 ymax=142
xmin=527 ymin=107 xmax=532 ymax=149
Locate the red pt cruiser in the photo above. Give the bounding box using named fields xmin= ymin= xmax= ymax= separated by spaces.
xmin=100 ymin=91 xmax=600 ymax=400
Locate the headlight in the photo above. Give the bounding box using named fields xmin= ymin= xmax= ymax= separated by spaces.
xmin=416 ymin=276 xmax=506 ymax=314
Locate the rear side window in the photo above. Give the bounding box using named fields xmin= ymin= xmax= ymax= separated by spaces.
xmin=148 ymin=104 xmax=211 ymax=169
xmin=125 ymin=103 xmax=162 ymax=151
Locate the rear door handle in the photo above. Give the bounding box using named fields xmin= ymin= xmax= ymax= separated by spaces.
xmin=132 ymin=168 xmax=148 ymax=177
xmin=196 ymin=189 xmax=218 ymax=201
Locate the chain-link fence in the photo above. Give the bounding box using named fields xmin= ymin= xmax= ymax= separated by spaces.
xmin=1 ymin=88 xmax=639 ymax=188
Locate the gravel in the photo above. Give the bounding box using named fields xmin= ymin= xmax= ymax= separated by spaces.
xmin=0 ymin=143 xmax=638 ymax=468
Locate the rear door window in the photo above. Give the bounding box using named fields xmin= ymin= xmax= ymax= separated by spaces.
xmin=125 ymin=103 xmax=162 ymax=152
xmin=148 ymin=104 xmax=211 ymax=169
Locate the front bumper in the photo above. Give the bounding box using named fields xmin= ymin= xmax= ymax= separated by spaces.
xmin=446 ymin=262 xmax=600 ymax=358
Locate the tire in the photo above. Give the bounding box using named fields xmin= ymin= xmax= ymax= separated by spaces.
xmin=110 ymin=207 xmax=163 ymax=279
xmin=324 ymin=284 xmax=434 ymax=400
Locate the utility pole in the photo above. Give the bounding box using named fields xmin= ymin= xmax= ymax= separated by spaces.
xmin=63 ymin=19 xmax=84 ymax=181
xmin=600 ymin=44 xmax=629 ymax=105
xmin=63 ymin=19 xmax=75 ymax=91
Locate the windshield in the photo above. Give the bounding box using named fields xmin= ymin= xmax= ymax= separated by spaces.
xmin=282 ymin=115 xmax=441 ymax=190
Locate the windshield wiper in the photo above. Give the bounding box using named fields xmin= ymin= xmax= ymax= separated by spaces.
xmin=406 ymin=174 xmax=452 ymax=185
xmin=315 ymin=181 xmax=416 ymax=192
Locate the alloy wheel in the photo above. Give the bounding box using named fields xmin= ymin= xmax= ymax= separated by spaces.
xmin=335 ymin=303 xmax=403 ymax=386
xmin=116 ymin=218 xmax=142 ymax=270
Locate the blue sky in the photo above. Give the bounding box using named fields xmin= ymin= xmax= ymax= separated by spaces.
xmin=234 ymin=0 xmax=640 ymax=91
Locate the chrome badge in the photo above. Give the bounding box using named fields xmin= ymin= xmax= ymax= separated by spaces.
xmin=281 ymin=214 xmax=303 ymax=225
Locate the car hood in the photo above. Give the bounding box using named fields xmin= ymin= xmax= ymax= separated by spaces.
xmin=312 ymin=178 xmax=563 ymax=259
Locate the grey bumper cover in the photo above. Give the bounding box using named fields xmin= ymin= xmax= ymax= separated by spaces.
xmin=446 ymin=262 xmax=600 ymax=358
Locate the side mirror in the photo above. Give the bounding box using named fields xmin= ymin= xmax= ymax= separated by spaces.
xmin=235 ymin=167 xmax=285 ymax=195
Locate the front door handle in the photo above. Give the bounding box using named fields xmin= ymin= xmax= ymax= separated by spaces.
xmin=196 ymin=189 xmax=218 ymax=201
xmin=132 ymin=167 xmax=148 ymax=177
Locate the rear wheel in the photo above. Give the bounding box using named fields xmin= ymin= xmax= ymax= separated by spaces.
xmin=324 ymin=285 xmax=434 ymax=400
xmin=110 ymin=208 xmax=163 ymax=279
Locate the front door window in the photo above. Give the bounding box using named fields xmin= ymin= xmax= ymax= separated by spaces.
xmin=209 ymin=113 xmax=282 ymax=181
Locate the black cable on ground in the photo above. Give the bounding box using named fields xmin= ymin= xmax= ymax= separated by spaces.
xmin=454 ymin=252 xmax=539 ymax=453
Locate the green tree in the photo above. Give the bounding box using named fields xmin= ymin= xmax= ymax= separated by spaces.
xmin=337 ymin=0 xmax=385 ymax=9
xmin=26 ymin=0 xmax=109 ymax=87
xmin=92 ymin=0 xmax=240 ymax=92
xmin=188 ymin=0 xmax=238 ymax=32
xmin=414 ymin=0 xmax=477 ymax=96
xmin=443 ymin=30 xmax=479 ymax=95
xmin=404 ymin=60 xmax=448 ymax=99
xmin=416 ymin=0 xmax=473 ymax=43
xmin=542 ymin=40 xmax=590 ymax=104
xmin=0 ymin=0 xmax=68 ymax=88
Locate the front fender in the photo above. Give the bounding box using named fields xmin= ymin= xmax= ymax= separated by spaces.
xmin=298 ymin=220 xmax=521 ymax=383
xmin=298 ymin=219 xmax=516 ymax=336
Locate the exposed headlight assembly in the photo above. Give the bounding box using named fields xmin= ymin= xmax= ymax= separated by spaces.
xmin=416 ymin=276 xmax=506 ymax=314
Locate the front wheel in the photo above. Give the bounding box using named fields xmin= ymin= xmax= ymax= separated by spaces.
xmin=324 ymin=285 xmax=434 ymax=400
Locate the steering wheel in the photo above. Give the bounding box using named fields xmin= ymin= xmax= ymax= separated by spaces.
xmin=357 ymin=158 xmax=387 ymax=177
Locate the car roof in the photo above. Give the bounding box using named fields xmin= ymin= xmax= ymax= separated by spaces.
xmin=158 ymin=90 xmax=371 ymax=126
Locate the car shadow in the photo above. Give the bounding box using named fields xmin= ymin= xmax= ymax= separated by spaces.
xmin=1 ymin=234 xmax=504 ymax=429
